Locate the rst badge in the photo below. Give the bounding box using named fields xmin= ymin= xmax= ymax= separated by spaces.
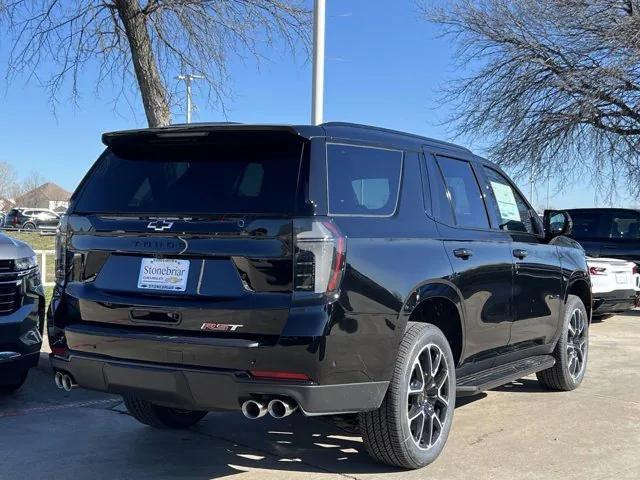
xmin=200 ymin=322 xmax=243 ymax=332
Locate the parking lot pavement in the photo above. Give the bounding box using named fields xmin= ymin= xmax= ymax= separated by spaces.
xmin=2 ymin=313 xmax=639 ymax=480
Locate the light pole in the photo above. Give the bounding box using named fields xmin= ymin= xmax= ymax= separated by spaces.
xmin=312 ymin=0 xmax=326 ymax=125
xmin=177 ymin=74 xmax=204 ymax=124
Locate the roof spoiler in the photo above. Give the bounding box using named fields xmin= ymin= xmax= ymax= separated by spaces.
xmin=102 ymin=124 xmax=315 ymax=147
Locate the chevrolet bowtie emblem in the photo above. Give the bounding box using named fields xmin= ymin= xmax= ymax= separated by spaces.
xmin=147 ymin=220 xmax=174 ymax=232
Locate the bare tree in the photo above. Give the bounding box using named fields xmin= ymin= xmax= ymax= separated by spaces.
xmin=423 ymin=0 xmax=640 ymax=197
xmin=0 ymin=161 xmax=19 ymax=199
xmin=1 ymin=1 xmax=311 ymax=127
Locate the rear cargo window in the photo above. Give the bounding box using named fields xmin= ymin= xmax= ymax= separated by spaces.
xmin=327 ymin=144 xmax=402 ymax=216
xmin=74 ymin=134 xmax=304 ymax=216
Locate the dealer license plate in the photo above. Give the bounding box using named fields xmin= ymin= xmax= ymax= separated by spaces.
xmin=137 ymin=258 xmax=190 ymax=292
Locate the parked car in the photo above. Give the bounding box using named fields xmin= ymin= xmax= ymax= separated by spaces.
xmin=0 ymin=232 xmax=45 ymax=393
xmin=588 ymin=257 xmax=638 ymax=316
xmin=3 ymin=208 xmax=60 ymax=231
xmin=48 ymin=123 xmax=590 ymax=469
xmin=565 ymin=208 xmax=640 ymax=264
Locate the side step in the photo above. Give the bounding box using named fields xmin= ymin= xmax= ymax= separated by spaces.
xmin=456 ymin=355 xmax=555 ymax=397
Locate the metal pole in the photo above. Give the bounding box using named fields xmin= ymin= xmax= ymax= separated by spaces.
xmin=312 ymin=0 xmax=326 ymax=125
xmin=177 ymin=74 xmax=204 ymax=124
xmin=186 ymin=77 xmax=192 ymax=124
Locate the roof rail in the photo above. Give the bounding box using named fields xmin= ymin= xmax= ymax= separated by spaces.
xmin=321 ymin=122 xmax=470 ymax=152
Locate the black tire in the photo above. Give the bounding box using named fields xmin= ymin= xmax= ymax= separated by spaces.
xmin=0 ymin=372 xmax=28 ymax=394
xmin=22 ymin=222 xmax=36 ymax=231
xmin=123 ymin=396 xmax=208 ymax=429
xmin=359 ymin=322 xmax=456 ymax=469
xmin=537 ymin=295 xmax=589 ymax=391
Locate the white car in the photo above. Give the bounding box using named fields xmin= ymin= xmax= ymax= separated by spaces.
xmin=588 ymin=257 xmax=639 ymax=316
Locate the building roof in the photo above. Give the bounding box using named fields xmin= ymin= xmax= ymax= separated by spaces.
xmin=14 ymin=182 xmax=72 ymax=206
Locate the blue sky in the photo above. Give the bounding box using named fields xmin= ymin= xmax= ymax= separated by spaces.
xmin=0 ymin=0 xmax=629 ymax=209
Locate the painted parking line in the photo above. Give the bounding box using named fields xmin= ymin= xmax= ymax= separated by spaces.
xmin=0 ymin=399 xmax=120 ymax=419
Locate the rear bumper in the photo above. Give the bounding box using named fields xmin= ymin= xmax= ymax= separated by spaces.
xmin=593 ymin=289 xmax=637 ymax=314
xmin=50 ymin=353 xmax=388 ymax=415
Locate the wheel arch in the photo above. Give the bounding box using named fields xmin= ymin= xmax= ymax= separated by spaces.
xmin=401 ymin=280 xmax=466 ymax=366
xmin=566 ymin=276 xmax=592 ymax=322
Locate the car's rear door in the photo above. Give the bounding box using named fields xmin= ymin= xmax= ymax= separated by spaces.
xmin=480 ymin=166 xmax=563 ymax=348
xmin=427 ymin=151 xmax=513 ymax=364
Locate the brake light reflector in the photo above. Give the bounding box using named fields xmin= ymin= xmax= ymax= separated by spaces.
xmin=294 ymin=219 xmax=346 ymax=295
xmin=589 ymin=266 xmax=606 ymax=276
xmin=250 ymin=370 xmax=311 ymax=382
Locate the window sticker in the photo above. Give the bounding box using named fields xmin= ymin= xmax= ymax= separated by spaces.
xmin=490 ymin=181 xmax=521 ymax=222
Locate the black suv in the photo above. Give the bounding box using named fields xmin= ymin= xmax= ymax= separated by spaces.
xmin=0 ymin=233 xmax=45 ymax=393
xmin=3 ymin=208 xmax=60 ymax=231
xmin=565 ymin=208 xmax=640 ymax=264
xmin=48 ymin=123 xmax=590 ymax=469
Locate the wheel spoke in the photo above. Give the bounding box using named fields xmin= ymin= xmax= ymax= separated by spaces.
xmin=430 ymin=348 xmax=442 ymax=378
xmin=408 ymin=406 xmax=424 ymax=423
xmin=424 ymin=413 xmax=434 ymax=446
xmin=408 ymin=358 xmax=425 ymax=395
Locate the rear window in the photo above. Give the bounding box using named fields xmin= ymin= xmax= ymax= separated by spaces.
xmin=569 ymin=212 xmax=600 ymax=240
xmin=74 ymin=133 xmax=305 ymax=216
xmin=327 ymin=144 xmax=402 ymax=216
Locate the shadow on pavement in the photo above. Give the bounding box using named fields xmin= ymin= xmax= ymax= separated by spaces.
xmin=491 ymin=378 xmax=548 ymax=394
xmin=113 ymin=412 xmax=402 ymax=478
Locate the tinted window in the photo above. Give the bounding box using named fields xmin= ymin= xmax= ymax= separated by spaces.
xmin=426 ymin=154 xmax=454 ymax=224
xmin=327 ymin=144 xmax=402 ymax=216
xmin=606 ymin=211 xmax=640 ymax=239
xmin=75 ymin=134 xmax=304 ymax=215
xmin=484 ymin=167 xmax=538 ymax=234
xmin=569 ymin=212 xmax=600 ymax=240
xmin=437 ymin=157 xmax=489 ymax=229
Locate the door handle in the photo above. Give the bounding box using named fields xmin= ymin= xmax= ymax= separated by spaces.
xmin=513 ymin=249 xmax=528 ymax=259
xmin=453 ymin=248 xmax=473 ymax=259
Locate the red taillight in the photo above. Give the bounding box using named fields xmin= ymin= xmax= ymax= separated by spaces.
xmin=294 ymin=219 xmax=346 ymax=295
xmin=51 ymin=345 xmax=69 ymax=358
xmin=633 ymin=265 xmax=639 ymax=275
xmin=249 ymin=370 xmax=311 ymax=382
xmin=589 ymin=266 xmax=606 ymax=276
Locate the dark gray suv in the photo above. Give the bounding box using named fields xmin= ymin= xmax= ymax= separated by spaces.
xmin=0 ymin=233 xmax=45 ymax=393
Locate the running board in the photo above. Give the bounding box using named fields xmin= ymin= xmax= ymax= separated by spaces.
xmin=456 ymin=355 xmax=555 ymax=397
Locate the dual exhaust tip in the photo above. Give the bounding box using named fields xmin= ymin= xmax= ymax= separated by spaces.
xmin=241 ymin=398 xmax=298 ymax=420
xmin=54 ymin=371 xmax=76 ymax=392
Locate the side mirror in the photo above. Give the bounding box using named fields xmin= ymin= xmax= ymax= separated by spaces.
xmin=543 ymin=210 xmax=573 ymax=239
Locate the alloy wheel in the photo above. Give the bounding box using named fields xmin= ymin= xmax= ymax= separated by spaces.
xmin=406 ymin=343 xmax=450 ymax=450
xmin=566 ymin=308 xmax=587 ymax=380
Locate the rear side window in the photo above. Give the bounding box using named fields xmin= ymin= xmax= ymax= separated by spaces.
xmin=606 ymin=211 xmax=640 ymax=239
xmin=74 ymin=133 xmax=305 ymax=216
xmin=327 ymin=144 xmax=402 ymax=216
xmin=437 ymin=157 xmax=489 ymax=229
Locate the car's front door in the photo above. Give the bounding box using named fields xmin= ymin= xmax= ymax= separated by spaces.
xmin=427 ymin=152 xmax=513 ymax=365
xmin=481 ymin=166 xmax=563 ymax=348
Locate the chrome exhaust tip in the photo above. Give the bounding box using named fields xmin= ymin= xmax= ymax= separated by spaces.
xmin=61 ymin=373 xmax=76 ymax=392
xmin=241 ymin=400 xmax=268 ymax=419
xmin=54 ymin=371 xmax=64 ymax=389
xmin=267 ymin=398 xmax=298 ymax=419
